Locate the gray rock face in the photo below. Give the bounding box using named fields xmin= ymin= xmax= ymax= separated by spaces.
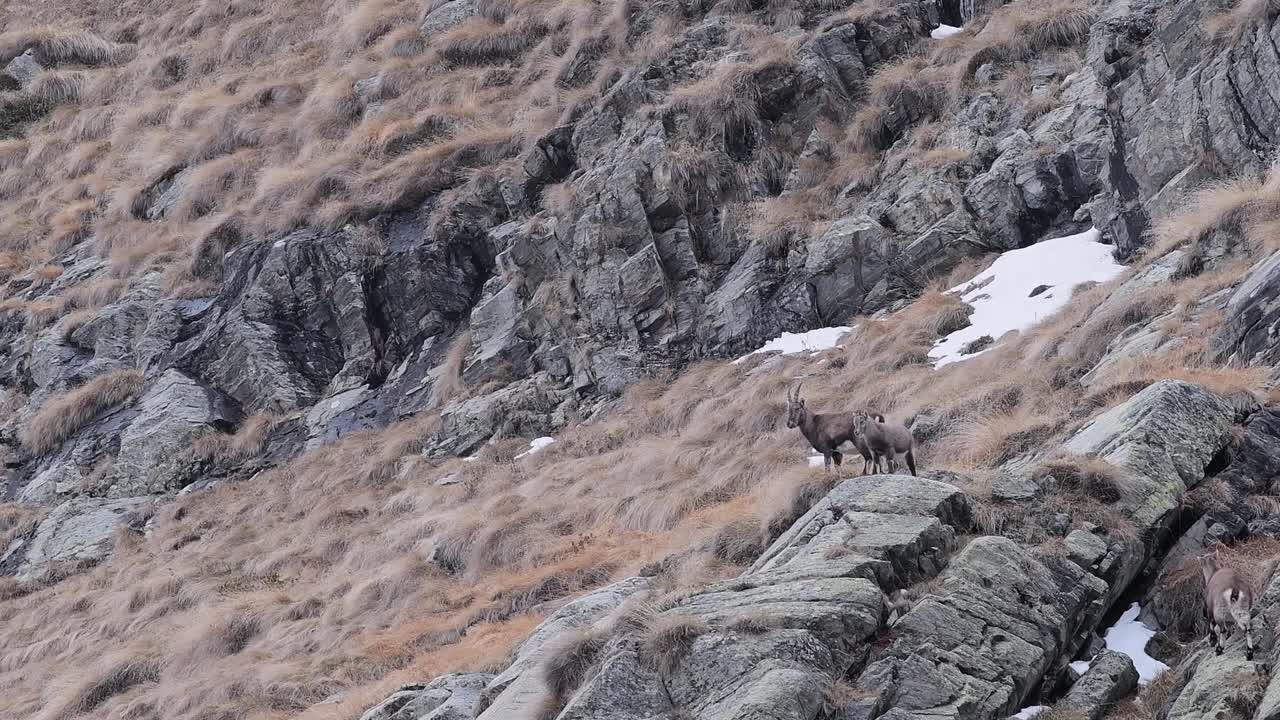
xmin=1062 ymin=380 xmax=1233 ymax=615
xmin=751 ymin=474 xmax=972 ymax=591
xmin=2 ymin=496 xmax=148 ymax=580
xmin=853 ymin=537 xmax=1108 ymax=720
xmin=1064 ymin=380 xmax=1232 ymax=530
xmin=2 ymin=50 xmax=42 ymax=90
xmin=420 ymin=0 xmax=474 ymax=36
xmin=1062 ymin=650 xmax=1139 ymax=720
xmin=1213 ymin=249 xmax=1280 ymax=370
xmin=554 ymin=575 xmax=884 ymax=720
xmin=1166 ymin=647 xmax=1255 ymax=720
xmin=357 ymin=673 xmax=492 ymax=720
xmin=476 ymin=577 xmax=653 ymax=720
xmin=107 ymin=370 xmax=242 ymax=496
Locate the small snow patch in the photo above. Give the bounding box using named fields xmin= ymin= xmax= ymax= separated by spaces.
xmin=808 ymin=455 xmax=825 ymax=468
xmin=734 ymin=326 xmax=853 ymax=364
xmin=932 ymin=24 xmax=963 ymax=39
xmin=515 ymin=436 xmax=556 ymax=460
xmin=1011 ymin=706 xmax=1045 ymax=720
xmin=1102 ymin=603 xmax=1168 ymax=685
xmin=1070 ymin=660 xmax=1091 ymax=675
xmin=931 ymin=228 xmax=1124 ymax=367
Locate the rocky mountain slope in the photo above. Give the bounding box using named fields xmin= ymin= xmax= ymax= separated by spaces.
xmin=2 ymin=0 xmax=1280 ymax=718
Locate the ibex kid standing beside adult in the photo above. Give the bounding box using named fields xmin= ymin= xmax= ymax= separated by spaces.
xmin=785 ymin=384 xmax=880 ymax=475
xmin=855 ymin=411 xmax=917 ymax=477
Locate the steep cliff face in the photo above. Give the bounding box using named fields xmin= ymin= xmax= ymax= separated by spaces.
xmin=4 ymin=0 xmax=1280 ymax=718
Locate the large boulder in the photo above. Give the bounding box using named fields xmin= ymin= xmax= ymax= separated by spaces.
xmin=1061 ymin=650 xmax=1139 ymax=720
xmin=751 ymin=474 xmax=972 ymax=591
xmin=555 ymin=575 xmax=885 ymax=720
xmin=106 ymin=370 xmax=243 ymax=496
xmin=420 ymin=0 xmax=475 ymax=36
xmin=1 ymin=496 xmax=148 ymax=581
xmin=1 ymin=49 xmax=42 ymax=90
xmin=1062 ymin=380 xmax=1234 ymax=615
xmin=1063 ymin=380 xmax=1233 ymax=534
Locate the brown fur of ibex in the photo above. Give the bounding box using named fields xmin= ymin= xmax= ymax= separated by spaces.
xmin=855 ymin=411 xmax=917 ymax=476
xmin=1201 ymin=553 xmax=1260 ymax=660
xmin=785 ymin=384 xmax=882 ymax=474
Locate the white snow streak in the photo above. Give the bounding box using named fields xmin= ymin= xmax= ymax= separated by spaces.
xmin=931 ymin=24 xmax=963 ymax=39
xmin=1102 ymin=603 xmax=1169 ymax=685
xmin=734 ymin=326 xmax=853 ymax=364
xmin=515 ymin=436 xmax=556 ymax=460
xmin=931 ymin=228 xmax=1124 ymax=367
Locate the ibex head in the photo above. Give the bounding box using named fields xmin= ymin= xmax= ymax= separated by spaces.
xmin=785 ymin=383 xmax=806 ymax=428
xmin=1201 ymin=552 xmax=1222 ymax=584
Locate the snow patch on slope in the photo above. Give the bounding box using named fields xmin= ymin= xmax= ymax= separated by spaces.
xmin=932 ymin=24 xmax=963 ymax=38
xmin=931 ymin=228 xmax=1124 ymax=367
xmin=1103 ymin=603 xmax=1169 ymax=685
xmin=734 ymin=326 xmax=853 ymax=364
xmin=515 ymin=436 xmax=556 ymax=460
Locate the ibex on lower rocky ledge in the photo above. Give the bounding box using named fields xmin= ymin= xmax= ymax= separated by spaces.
xmin=1201 ymin=552 xmax=1260 ymax=660
xmin=785 ymin=384 xmax=882 ymax=474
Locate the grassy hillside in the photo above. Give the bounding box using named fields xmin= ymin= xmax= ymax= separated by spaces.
xmin=0 ymin=0 xmax=1276 ymax=718
xmin=0 ymin=194 xmax=1269 ymax=720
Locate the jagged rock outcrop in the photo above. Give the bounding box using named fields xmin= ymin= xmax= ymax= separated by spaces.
xmin=750 ymin=473 xmax=972 ymax=590
xmin=358 ymin=673 xmax=493 ymax=720
xmin=0 ymin=495 xmax=150 ymax=580
xmin=360 ymin=373 xmax=1260 ymax=720
xmin=851 ymin=536 xmax=1107 ymax=720
xmin=1213 ymin=249 xmax=1280 ymax=373
xmin=476 ymin=576 xmax=654 ymax=719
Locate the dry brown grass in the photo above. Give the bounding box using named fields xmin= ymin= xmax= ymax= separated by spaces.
xmin=1207 ymin=0 xmax=1280 ymax=43
xmin=1038 ymin=455 xmax=1133 ymax=504
xmin=954 ymin=0 xmax=1096 ymax=91
xmin=639 ymin=613 xmax=706 ymax=675
xmin=540 ymin=627 xmax=605 ymax=714
xmin=184 ymin=413 xmax=278 ymax=465
xmin=0 ymin=2 xmax=1266 ymax=718
xmin=1145 ymin=161 xmax=1280 ymax=265
xmin=19 ymin=368 xmax=144 ymax=454
xmin=0 ymin=212 xmax=1260 ymax=719
xmin=1154 ymin=536 xmax=1280 ymax=638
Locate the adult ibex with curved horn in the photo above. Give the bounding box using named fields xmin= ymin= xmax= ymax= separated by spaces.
xmin=785 ymin=383 xmax=881 ymax=474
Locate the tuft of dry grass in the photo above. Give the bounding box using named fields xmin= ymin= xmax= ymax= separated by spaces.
xmin=19 ymin=369 xmax=145 ymax=454
xmin=1207 ymin=0 xmax=1280 ymax=44
xmin=184 ymin=413 xmax=278 ymax=465
xmin=1226 ymin=668 xmax=1269 ymax=717
xmin=639 ymin=613 xmax=707 ymax=675
xmin=45 ymin=655 xmax=161 ymax=720
xmin=1145 ymin=161 xmax=1280 ymax=265
xmin=1038 ymin=455 xmax=1133 ymax=504
xmin=541 ymin=627 xmax=606 ymax=712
